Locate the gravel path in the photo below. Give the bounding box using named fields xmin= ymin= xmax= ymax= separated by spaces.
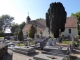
xmin=8 ymin=49 xmax=41 ymax=60
xmin=8 ymin=49 xmax=33 ymax=60
xmin=12 ymin=52 xmax=33 ymax=60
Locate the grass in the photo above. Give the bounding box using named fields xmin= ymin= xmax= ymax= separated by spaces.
xmin=30 ymin=41 xmax=35 ymax=45
xmin=17 ymin=43 xmax=25 ymax=46
xmin=61 ymin=40 xmax=71 ymax=44
xmin=0 ymin=37 xmax=4 ymax=39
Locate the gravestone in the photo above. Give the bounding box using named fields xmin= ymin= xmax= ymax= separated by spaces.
xmin=47 ymin=38 xmax=53 ymax=46
xmin=0 ymin=43 xmax=8 ymax=60
xmin=13 ymin=46 xmax=35 ymax=55
xmin=70 ymin=38 xmax=74 ymax=52
xmin=52 ymin=38 xmax=57 ymax=46
xmin=33 ymin=54 xmax=67 ymax=60
xmin=26 ymin=41 xmax=30 ymax=47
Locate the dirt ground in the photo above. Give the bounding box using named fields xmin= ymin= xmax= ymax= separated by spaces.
xmin=8 ymin=49 xmax=41 ymax=60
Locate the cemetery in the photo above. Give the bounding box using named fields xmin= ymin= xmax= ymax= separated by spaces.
xmin=0 ymin=1 xmax=80 ymax=60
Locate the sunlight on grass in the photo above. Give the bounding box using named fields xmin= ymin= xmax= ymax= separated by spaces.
xmin=0 ymin=37 xmax=4 ymax=39
xmin=61 ymin=40 xmax=71 ymax=44
xmin=30 ymin=42 xmax=35 ymax=45
xmin=17 ymin=43 xmax=25 ymax=46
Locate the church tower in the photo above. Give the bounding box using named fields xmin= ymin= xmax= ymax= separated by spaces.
xmin=26 ymin=12 xmax=31 ymax=24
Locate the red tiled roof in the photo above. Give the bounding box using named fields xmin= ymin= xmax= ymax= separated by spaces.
xmin=22 ymin=20 xmax=46 ymax=32
xmin=65 ymin=16 xmax=77 ymax=28
xmin=22 ymin=16 xmax=77 ymax=32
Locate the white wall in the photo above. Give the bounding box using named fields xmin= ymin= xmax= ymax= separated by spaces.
xmin=23 ymin=31 xmax=27 ymax=36
xmin=44 ymin=27 xmax=78 ymax=37
xmin=62 ymin=28 xmax=78 ymax=37
xmin=43 ymin=27 xmax=53 ymax=37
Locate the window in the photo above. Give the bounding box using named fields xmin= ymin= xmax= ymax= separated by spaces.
xmin=69 ymin=29 xmax=71 ymax=33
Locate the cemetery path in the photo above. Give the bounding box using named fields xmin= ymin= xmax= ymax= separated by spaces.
xmin=8 ymin=49 xmax=42 ymax=60
xmin=70 ymin=39 xmax=80 ymax=60
xmin=12 ymin=52 xmax=33 ymax=60
xmin=8 ymin=49 xmax=33 ymax=60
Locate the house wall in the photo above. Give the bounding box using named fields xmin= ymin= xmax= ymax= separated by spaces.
xmin=23 ymin=31 xmax=27 ymax=36
xmin=23 ymin=27 xmax=78 ymax=38
xmin=62 ymin=27 xmax=78 ymax=37
xmin=22 ymin=30 xmax=43 ymax=38
xmin=43 ymin=27 xmax=78 ymax=37
xmin=43 ymin=27 xmax=53 ymax=37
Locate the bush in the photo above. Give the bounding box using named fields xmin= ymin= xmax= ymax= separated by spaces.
xmin=0 ymin=32 xmax=4 ymax=37
xmin=18 ymin=29 xmax=24 ymax=41
xmin=74 ymin=41 xmax=79 ymax=47
xmin=75 ymin=35 xmax=79 ymax=39
xmin=28 ymin=24 xmax=36 ymax=38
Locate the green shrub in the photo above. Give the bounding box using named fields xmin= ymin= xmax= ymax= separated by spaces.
xmin=74 ymin=41 xmax=79 ymax=47
xmin=0 ymin=31 xmax=4 ymax=37
xmin=28 ymin=24 xmax=36 ymax=38
xmin=75 ymin=35 xmax=79 ymax=38
xmin=18 ymin=29 xmax=24 ymax=41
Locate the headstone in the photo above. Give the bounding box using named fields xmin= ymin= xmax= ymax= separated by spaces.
xmin=26 ymin=41 xmax=30 ymax=47
xmin=47 ymin=38 xmax=53 ymax=46
xmin=0 ymin=43 xmax=8 ymax=60
xmin=53 ymin=38 xmax=57 ymax=46
xmin=70 ymin=38 xmax=74 ymax=52
xmin=33 ymin=54 xmax=65 ymax=60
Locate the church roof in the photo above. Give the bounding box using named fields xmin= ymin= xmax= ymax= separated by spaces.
xmin=22 ymin=16 xmax=77 ymax=32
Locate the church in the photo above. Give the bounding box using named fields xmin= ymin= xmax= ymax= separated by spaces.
xmin=22 ymin=14 xmax=78 ymax=38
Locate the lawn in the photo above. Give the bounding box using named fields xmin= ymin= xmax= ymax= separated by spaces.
xmin=61 ymin=40 xmax=71 ymax=44
xmin=30 ymin=41 xmax=35 ymax=45
xmin=17 ymin=43 xmax=25 ymax=46
xmin=0 ymin=37 xmax=4 ymax=39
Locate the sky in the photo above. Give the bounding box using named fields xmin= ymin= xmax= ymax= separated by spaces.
xmin=0 ymin=0 xmax=80 ymax=24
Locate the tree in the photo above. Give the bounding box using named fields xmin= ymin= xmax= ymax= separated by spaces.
xmin=18 ymin=29 xmax=24 ymax=41
xmin=46 ymin=2 xmax=67 ymax=38
xmin=71 ymin=12 xmax=80 ymax=23
xmin=11 ymin=22 xmax=20 ymax=34
xmin=71 ymin=12 xmax=80 ymax=35
xmin=28 ymin=24 xmax=36 ymax=38
xmin=20 ymin=22 xmax=26 ymax=30
xmin=0 ymin=15 xmax=14 ymax=32
xmin=36 ymin=18 xmax=44 ymax=20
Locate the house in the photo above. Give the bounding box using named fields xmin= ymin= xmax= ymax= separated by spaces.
xmin=62 ymin=16 xmax=78 ymax=37
xmin=22 ymin=15 xmax=78 ymax=38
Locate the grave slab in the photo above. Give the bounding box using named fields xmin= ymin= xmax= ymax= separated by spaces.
xmin=33 ymin=54 xmax=66 ymax=60
xmin=43 ymin=46 xmax=69 ymax=55
xmin=13 ymin=46 xmax=36 ymax=55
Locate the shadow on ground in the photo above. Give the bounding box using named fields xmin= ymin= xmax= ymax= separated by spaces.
xmin=27 ymin=52 xmax=39 ymax=57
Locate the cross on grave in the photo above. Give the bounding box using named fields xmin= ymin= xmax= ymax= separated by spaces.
xmin=70 ymin=37 xmax=74 ymax=52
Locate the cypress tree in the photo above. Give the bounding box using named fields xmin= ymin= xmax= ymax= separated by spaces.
xmin=46 ymin=2 xmax=67 ymax=38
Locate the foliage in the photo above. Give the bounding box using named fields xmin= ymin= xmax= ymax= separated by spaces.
xmin=20 ymin=22 xmax=26 ymax=30
xmin=0 ymin=31 xmax=4 ymax=37
xmin=0 ymin=15 xmax=14 ymax=32
xmin=74 ymin=41 xmax=79 ymax=47
xmin=28 ymin=24 xmax=36 ymax=38
xmin=46 ymin=2 xmax=67 ymax=38
xmin=11 ymin=22 xmax=20 ymax=34
xmin=75 ymin=35 xmax=79 ymax=38
xmin=18 ymin=29 xmax=24 ymax=41
xmin=71 ymin=12 xmax=80 ymax=23
xmin=36 ymin=18 xmax=44 ymax=20
xmin=71 ymin=12 xmax=80 ymax=35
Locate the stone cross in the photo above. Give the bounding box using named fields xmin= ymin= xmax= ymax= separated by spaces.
xmin=70 ymin=37 xmax=74 ymax=52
